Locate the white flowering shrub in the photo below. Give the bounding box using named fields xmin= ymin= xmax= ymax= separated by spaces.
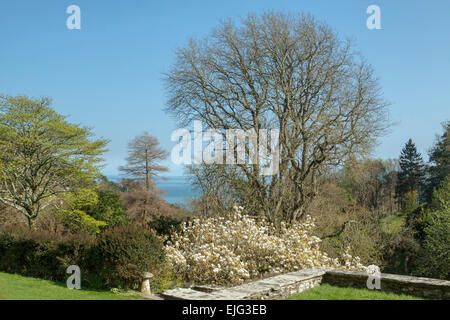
xmin=165 ymin=206 xmax=366 ymax=285
xmin=365 ymin=264 xmax=381 ymax=275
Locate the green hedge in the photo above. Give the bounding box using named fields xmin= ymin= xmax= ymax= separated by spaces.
xmin=0 ymin=224 xmax=164 ymax=289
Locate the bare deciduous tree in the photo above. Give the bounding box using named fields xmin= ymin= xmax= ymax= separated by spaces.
xmin=165 ymin=12 xmax=389 ymax=224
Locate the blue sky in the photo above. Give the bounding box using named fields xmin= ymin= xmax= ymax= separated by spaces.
xmin=0 ymin=0 xmax=449 ymax=176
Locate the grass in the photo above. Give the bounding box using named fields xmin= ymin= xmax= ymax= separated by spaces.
xmin=381 ymin=212 xmax=406 ymax=234
xmin=286 ymin=284 xmax=424 ymax=300
xmin=0 ymin=272 xmax=147 ymax=300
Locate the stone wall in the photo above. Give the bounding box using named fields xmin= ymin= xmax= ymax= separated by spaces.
xmin=160 ymin=267 xmax=450 ymax=300
xmin=323 ymin=269 xmax=450 ymax=299
xmin=161 ymin=267 xmax=328 ymax=300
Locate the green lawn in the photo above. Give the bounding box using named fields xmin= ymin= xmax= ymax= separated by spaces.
xmin=286 ymin=284 xmax=424 ymax=300
xmin=0 ymin=272 xmax=147 ymax=300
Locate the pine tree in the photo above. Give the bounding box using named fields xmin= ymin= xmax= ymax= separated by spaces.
xmin=396 ymin=139 xmax=426 ymax=206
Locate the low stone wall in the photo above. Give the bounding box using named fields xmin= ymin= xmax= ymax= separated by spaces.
xmin=160 ymin=267 xmax=450 ymax=300
xmin=161 ymin=267 xmax=328 ymax=300
xmin=323 ymin=269 xmax=450 ymax=299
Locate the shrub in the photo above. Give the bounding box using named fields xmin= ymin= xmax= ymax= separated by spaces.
xmin=413 ymin=208 xmax=450 ymax=280
xmin=150 ymin=262 xmax=183 ymax=293
xmin=0 ymin=224 xmax=165 ymax=289
xmin=413 ymin=177 xmax=450 ymax=280
xmin=0 ymin=227 xmax=94 ymax=281
xmin=165 ymin=206 xmax=366 ymax=285
xmin=148 ymin=215 xmax=182 ymax=239
xmin=381 ymin=227 xmax=420 ymax=275
xmin=83 ymin=189 xmax=129 ymax=228
xmin=319 ymin=210 xmax=384 ymax=267
xmin=89 ymin=224 xmax=165 ymax=289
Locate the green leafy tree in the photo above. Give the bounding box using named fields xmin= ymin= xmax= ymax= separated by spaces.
xmin=396 ymin=139 xmax=425 ymax=207
xmin=0 ymin=94 xmax=108 ymax=228
xmin=58 ymin=188 xmax=107 ymax=234
xmin=414 ymin=176 xmax=450 ymax=280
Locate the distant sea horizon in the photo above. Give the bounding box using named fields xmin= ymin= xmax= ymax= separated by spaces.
xmin=106 ymin=174 xmax=200 ymax=205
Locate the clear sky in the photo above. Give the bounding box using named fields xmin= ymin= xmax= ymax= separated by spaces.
xmin=1 ymin=0 xmax=449 ymax=176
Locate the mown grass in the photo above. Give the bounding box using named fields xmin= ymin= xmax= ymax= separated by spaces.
xmin=0 ymin=272 xmax=147 ymax=300
xmin=286 ymin=284 xmax=424 ymax=300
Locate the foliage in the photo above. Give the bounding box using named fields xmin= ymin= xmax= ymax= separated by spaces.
xmin=121 ymin=180 xmax=184 ymax=225
xmin=401 ymin=190 xmax=419 ymax=214
xmin=0 ymin=223 xmax=165 ymax=290
xmin=0 ymin=226 xmax=95 ymax=281
xmin=90 ymin=224 xmax=165 ymax=289
xmin=414 ymin=208 xmax=450 ymax=280
xmin=425 ymin=121 xmax=450 ymax=201
xmin=149 ymin=262 xmax=183 ymax=293
xmin=82 ymin=189 xmax=128 ymax=228
xmin=405 ymin=205 xmax=431 ymax=241
xmin=396 ymin=139 xmax=425 ymax=205
xmin=339 ymin=157 xmax=398 ymax=212
xmin=413 ymin=177 xmax=450 ymax=280
xmin=307 ymin=180 xmax=385 ymax=267
xmin=381 ymin=227 xmax=420 ymax=275
xmin=322 ymin=211 xmax=384 ymax=268
xmin=0 ymin=94 xmax=108 ymax=228
xmin=407 ymin=176 xmax=449 ymax=242
xmin=381 ymin=212 xmax=405 ymax=235
xmin=148 ymin=215 xmax=183 ymax=239
xmin=58 ymin=188 xmax=107 ymax=235
xmin=165 ymin=207 xmax=366 ymax=285
xmin=430 ymin=175 xmax=450 ymax=211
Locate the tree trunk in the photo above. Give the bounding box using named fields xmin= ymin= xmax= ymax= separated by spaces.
xmin=145 ymin=149 xmax=150 ymax=192
xmin=27 ymin=217 xmax=34 ymax=230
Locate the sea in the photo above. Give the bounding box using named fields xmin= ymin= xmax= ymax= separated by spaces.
xmin=107 ymin=175 xmax=199 ymax=206
xmin=155 ymin=175 xmax=200 ymax=205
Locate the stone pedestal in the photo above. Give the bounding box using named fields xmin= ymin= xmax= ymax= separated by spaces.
xmin=140 ymin=272 xmax=154 ymax=295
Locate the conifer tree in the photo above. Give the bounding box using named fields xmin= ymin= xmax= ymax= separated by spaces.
xmin=396 ymin=139 xmax=426 ymax=205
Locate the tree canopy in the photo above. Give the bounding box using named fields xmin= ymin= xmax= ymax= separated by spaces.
xmin=0 ymin=94 xmax=109 ymax=227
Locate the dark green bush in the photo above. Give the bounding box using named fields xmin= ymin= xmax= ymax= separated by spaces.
xmin=0 ymin=228 xmax=94 ymax=281
xmin=0 ymin=223 xmax=165 ymax=289
xmin=90 ymin=224 xmax=165 ymax=289
xmin=148 ymin=215 xmax=182 ymax=239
